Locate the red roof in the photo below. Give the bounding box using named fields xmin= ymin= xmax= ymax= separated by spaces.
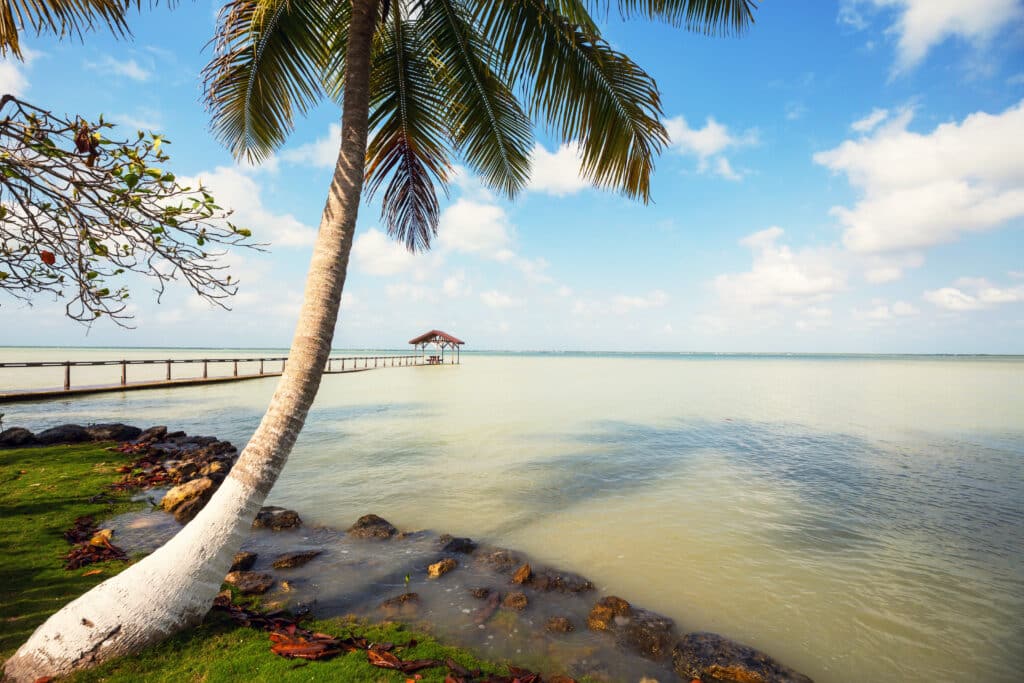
xmin=408 ymin=329 xmax=465 ymax=345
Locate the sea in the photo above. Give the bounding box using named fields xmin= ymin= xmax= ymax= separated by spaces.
xmin=1 ymin=348 xmax=1022 ymax=682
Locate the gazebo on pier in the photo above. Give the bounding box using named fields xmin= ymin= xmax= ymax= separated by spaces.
xmin=409 ymin=330 xmax=464 ymax=365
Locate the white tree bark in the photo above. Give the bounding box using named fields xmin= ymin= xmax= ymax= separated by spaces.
xmin=1 ymin=1 xmax=380 ymax=679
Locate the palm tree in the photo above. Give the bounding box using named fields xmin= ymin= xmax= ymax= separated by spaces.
xmin=3 ymin=1 xmax=755 ymax=679
xmin=0 ymin=0 xmax=129 ymax=58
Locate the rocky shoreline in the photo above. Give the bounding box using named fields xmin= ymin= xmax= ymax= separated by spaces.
xmin=2 ymin=423 xmax=813 ymax=683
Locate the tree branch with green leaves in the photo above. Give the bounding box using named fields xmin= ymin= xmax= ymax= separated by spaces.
xmin=0 ymin=94 xmax=259 ymax=326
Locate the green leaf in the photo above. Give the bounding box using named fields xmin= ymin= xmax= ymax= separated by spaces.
xmin=123 ymin=173 xmax=140 ymax=189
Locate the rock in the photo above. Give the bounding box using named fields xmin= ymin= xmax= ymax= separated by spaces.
xmin=35 ymin=424 xmax=90 ymax=445
xmin=161 ymin=477 xmax=215 ymax=514
xmin=501 ymin=591 xmax=528 ymax=611
xmin=427 ymin=558 xmax=458 ymax=578
xmin=166 ymin=430 xmax=187 ymax=439
xmin=476 ymin=547 xmax=526 ymax=573
xmin=672 ymin=632 xmax=814 ymax=683
xmin=529 ymin=569 xmax=595 ymax=594
xmin=380 ymin=592 xmax=420 ymax=617
xmin=587 ymin=596 xmax=632 ymax=631
xmin=469 ymin=587 xmax=492 ymax=599
xmin=200 ymin=461 xmax=228 ymax=477
xmin=440 ymin=535 xmax=478 ymax=554
xmin=512 ymin=563 xmax=533 ymax=585
xmin=253 ymin=506 xmax=302 ymax=531
xmin=616 ymin=608 xmax=676 ymax=661
xmin=546 ymin=616 xmax=575 ymax=633
xmin=85 ymin=423 xmax=141 ymax=442
xmin=272 ymin=550 xmax=322 ymax=569
xmin=230 ymin=551 xmax=257 ymax=572
xmin=135 ymin=426 xmax=168 ymax=443
xmin=0 ymin=427 xmax=35 ymax=448
xmin=346 ymin=513 xmax=397 ymax=539
xmin=224 ymin=571 xmax=274 ymax=595
xmin=172 ymin=496 xmax=207 ymax=524
xmin=168 ymin=462 xmax=199 ymax=481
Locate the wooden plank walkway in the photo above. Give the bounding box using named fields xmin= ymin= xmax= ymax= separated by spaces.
xmin=0 ymin=354 xmax=439 ymax=404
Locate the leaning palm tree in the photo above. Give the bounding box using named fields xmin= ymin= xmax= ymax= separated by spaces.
xmin=0 ymin=0 xmax=129 ymax=58
xmin=3 ymin=0 xmax=755 ymax=679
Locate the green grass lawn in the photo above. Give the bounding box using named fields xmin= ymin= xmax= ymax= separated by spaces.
xmin=0 ymin=442 xmax=516 ymax=681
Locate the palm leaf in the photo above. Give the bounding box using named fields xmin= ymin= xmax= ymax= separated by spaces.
xmin=418 ymin=0 xmax=533 ymax=199
xmin=203 ymin=0 xmax=334 ymax=162
xmin=1 ymin=0 xmax=129 ymax=58
xmin=476 ymin=0 xmax=668 ymax=201
xmin=365 ymin=0 xmax=454 ymax=252
xmin=594 ymin=0 xmax=756 ymax=33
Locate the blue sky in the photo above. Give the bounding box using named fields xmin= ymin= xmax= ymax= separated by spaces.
xmin=1 ymin=0 xmax=1023 ymax=352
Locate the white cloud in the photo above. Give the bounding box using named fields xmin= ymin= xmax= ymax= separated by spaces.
xmin=851 ymin=107 xmax=890 ymax=133
xmin=814 ymin=101 xmax=1024 ymax=255
xmin=795 ymin=306 xmax=833 ymax=331
xmin=714 ymin=227 xmax=845 ymax=308
xmin=924 ymin=277 xmax=1024 ymax=311
xmin=86 ymin=55 xmax=152 ymax=82
xmin=527 ymin=142 xmax=589 ymax=196
xmin=785 ymin=102 xmax=808 ymax=121
xmin=611 ymin=290 xmax=669 ymax=314
xmin=386 ymin=282 xmax=434 ymax=302
xmin=437 ymin=199 xmax=512 ymax=256
xmin=282 ymin=124 xmax=340 ymax=168
xmin=847 ymin=0 xmax=1024 ymax=72
xmin=112 ymin=109 xmax=163 ymax=131
xmin=352 ymin=228 xmax=414 ymax=275
xmin=664 ymin=115 xmax=757 ymax=180
xmin=854 ymin=299 xmax=920 ymax=322
xmin=0 ymin=47 xmax=38 ymax=96
xmin=442 ymin=270 xmax=467 ymax=296
xmin=480 ymin=290 xmax=523 ymax=308
xmin=182 ymin=167 xmax=317 ymax=248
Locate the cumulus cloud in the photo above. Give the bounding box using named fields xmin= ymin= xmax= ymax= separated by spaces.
xmin=664 ymin=115 xmax=757 ymax=180
xmin=842 ymin=0 xmax=1024 ymax=72
xmin=527 ymin=142 xmax=589 ymax=196
xmin=182 ymin=167 xmax=317 ymax=248
xmin=611 ymin=290 xmax=668 ymax=314
xmin=854 ymin=299 xmax=920 ymax=323
xmin=851 ymin=107 xmax=889 ymax=133
xmin=352 ymin=228 xmax=414 ymax=275
xmin=480 ymin=290 xmax=524 ymax=308
xmin=437 ymin=199 xmax=512 ymax=256
xmin=714 ymin=227 xmax=845 ymax=308
xmin=0 ymin=47 xmax=38 ymax=96
xmin=924 ymin=277 xmax=1024 ymax=311
xmin=282 ymin=124 xmax=341 ymax=168
xmin=814 ymin=101 xmax=1024 ymax=257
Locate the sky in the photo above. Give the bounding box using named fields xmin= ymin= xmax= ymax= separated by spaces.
xmin=1 ymin=0 xmax=1023 ymax=353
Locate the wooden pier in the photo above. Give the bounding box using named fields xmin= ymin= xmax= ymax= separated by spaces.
xmin=0 ymin=354 xmax=434 ymax=404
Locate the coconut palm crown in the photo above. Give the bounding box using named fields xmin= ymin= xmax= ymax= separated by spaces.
xmin=205 ymin=0 xmax=756 ymax=252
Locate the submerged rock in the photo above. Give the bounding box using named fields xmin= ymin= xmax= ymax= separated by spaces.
xmin=253 ymin=506 xmax=302 ymax=531
xmin=672 ymin=632 xmax=814 ymax=683
xmin=379 ymin=592 xmax=420 ymax=617
xmin=476 ymin=547 xmax=526 ymax=573
xmin=427 ymin=558 xmax=458 ymax=578
xmin=0 ymin=427 xmax=35 ymax=448
xmin=272 ymin=550 xmax=322 ymax=569
xmin=587 ymin=596 xmax=632 ymax=631
xmin=85 ymin=423 xmax=141 ymax=442
xmin=512 ymin=563 xmax=533 ymax=585
xmin=546 ymin=616 xmax=575 ymax=633
xmin=501 ymin=591 xmax=528 ymax=611
xmin=36 ymin=424 xmax=90 ymax=445
xmin=439 ymin=535 xmax=478 ymax=554
xmin=161 ymin=477 xmax=215 ymax=514
xmin=224 ymin=571 xmax=274 ymax=595
xmin=230 ymin=551 xmax=257 ymax=572
xmin=469 ymin=587 xmax=492 ymax=600
xmin=616 ymin=608 xmax=676 ymax=661
xmin=528 ymin=569 xmax=595 ymax=594
xmin=346 ymin=513 xmax=397 ymax=539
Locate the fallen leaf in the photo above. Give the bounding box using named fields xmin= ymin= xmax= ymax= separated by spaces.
xmin=82 ymin=569 xmax=102 ymax=577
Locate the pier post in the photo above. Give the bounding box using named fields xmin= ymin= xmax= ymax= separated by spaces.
xmin=259 ymin=360 xmax=264 ymax=375
xmin=120 ymin=361 xmax=127 ymax=386
xmin=233 ymin=360 xmax=238 ymax=377
xmin=63 ymin=362 xmax=71 ymax=391
xmin=203 ymin=360 xmax=208 ymax=379
xmin=342 ymin=358 xmax=346 ymax=372
xmin=166 ymin=360 xmax=171 ymax=380
xmin=328 ymin=359 xmax=333 ymax=372
xmin=375 ymin=357 xmax=378 ymax=368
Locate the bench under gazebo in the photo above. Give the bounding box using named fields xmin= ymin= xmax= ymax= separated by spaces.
xmin=408 ymin=330 xmax=464 ymax=365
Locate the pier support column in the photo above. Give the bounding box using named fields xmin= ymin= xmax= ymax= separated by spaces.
xmin=63 ymin=362 xmax=71 ymax=391
xmin=166 ymin=361 xmax=171 ymax=381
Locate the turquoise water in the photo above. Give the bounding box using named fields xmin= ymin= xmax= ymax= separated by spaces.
xmin=2 ymin=349 xmax=1022 ymax=682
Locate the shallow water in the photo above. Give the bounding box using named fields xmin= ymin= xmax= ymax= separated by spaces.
xmin=3 ymin=349 xmax=1023 ymax=682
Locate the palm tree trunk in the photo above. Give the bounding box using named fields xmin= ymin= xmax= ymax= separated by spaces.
xmin=2 ymin=1 xmax=379 ymax=680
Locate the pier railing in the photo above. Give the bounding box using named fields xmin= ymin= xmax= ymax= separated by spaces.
xmin=0 ymin=354 xmax=436 ymax=402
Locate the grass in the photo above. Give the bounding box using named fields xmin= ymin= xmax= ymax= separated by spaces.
xmin=0 ymin=443 xmax=525 ymax=681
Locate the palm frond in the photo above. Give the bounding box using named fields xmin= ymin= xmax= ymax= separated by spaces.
xmin=476 ymin=0 xmax=668 ymax=201
xmin=203 ymin=0 xmax=334 ymax=162
xmin=0 ymin=0 xmax=129 ymax=58
xmin=365 ymin=0 xmax=454 ymax=252
xmin=595 ymin=0 xmax=756 ymax=34
xmin=418 ymin=0 xmax=533 ymax=199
